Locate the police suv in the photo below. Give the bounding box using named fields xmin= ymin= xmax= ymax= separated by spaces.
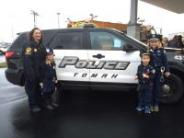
xmin=5 ymin=26 xmax=184 ymax=104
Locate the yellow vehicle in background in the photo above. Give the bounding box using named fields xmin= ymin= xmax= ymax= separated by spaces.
xmin=67 ymin=19 xmax=156 ymax=43
xmin=67 ymin=20 xmax=127 ymax=32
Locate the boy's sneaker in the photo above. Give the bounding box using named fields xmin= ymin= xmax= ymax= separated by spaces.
xmin=144 ymin=106 xmax=151 ymax=114
xmin=31 ymin=106 xmax=41 ymax=113
xmin=46 ymin=104 xmax=54 ymax=110
xmin=153 ymin=105 xmax=159 ymax=112
xmin=52 ymin=103 xmax=59 ymax=108
xmin=136 ymin=106 xmax=144 ymax=112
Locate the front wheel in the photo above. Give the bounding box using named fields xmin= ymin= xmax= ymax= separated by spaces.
xmin=160 ymin=74 xmax=184 ymax=104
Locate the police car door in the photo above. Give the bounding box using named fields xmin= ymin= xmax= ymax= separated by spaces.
xmin=53 ymin=31 xmax=90 ymax=82
xmin=88 ymin=30 xmax=141 ymax=84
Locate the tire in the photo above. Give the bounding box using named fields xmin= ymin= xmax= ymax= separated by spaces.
xmin=160 ymin=73 xmax=184 ymax=104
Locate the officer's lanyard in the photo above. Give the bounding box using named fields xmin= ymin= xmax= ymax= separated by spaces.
xmin=160 ymin=66 xmax=165 ymax=83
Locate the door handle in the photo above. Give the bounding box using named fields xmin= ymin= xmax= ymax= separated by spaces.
xmin=92 ymin=54 xmax=105 ymax=59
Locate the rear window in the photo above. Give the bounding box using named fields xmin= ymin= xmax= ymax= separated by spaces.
xmin=10 ymin=30 xmax=57 ymax=51
xmin=50 ymin=32 xmax=83 ymax=49
xmin=10 ymin=33 xmax=29 ymax=51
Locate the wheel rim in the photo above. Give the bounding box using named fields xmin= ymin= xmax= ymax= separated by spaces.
xmin=160 ymin=77 xmax=177 ymax=99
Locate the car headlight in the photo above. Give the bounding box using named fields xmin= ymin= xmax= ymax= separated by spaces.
xmin=174 ymin=55 xmax=184 ymax=61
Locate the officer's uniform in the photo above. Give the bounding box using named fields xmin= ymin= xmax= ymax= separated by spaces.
xmin=137 ymin=64 xmax=155 ymax=109
xmin=22 ymin=40 xmax=46 ymax=110
xmin=148 ymin=34 xmax=169 ymax=106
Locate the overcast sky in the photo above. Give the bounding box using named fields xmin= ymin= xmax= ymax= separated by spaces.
xmin=0 ymin=0 xmax=184 ymax=42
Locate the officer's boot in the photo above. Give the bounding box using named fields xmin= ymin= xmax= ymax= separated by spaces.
xmin=46 ymin=99 xmax=54 ymax=110
xmin=144 ymin=106 xmax=151 ymax=114
xmin=44 ymin=94 xmax=54 ymax=110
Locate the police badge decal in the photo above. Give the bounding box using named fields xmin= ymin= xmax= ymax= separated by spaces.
xmin=25 ymin=47 xmax=32 ymax=55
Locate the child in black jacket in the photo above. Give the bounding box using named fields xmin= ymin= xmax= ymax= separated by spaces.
xmin=42 ymin=48 xmax=58 ymax=110
xmin=136 ymin=53 xmax=156 ymax=114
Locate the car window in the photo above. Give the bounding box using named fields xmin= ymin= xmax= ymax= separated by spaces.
xmin=10 ymin=31 xmax=55 ymax=51
xmin=51 ymin=32 xmax=83 ymax=49
xmin=90 ymin=32 xmax=126 ymax=50
xmin=10 ymin=33 xmax=29 ymax=51
xmin=42 ymin=30 xmax=57 ymax=47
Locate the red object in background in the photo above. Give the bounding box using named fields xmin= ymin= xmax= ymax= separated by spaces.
xmin=5 ymin=51 xmax=15 ymax=58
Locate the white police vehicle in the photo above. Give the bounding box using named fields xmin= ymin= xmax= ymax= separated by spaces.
xmin=5 ymin=26 xmax=184 ymax=104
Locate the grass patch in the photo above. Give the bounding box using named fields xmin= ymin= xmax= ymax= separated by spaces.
xmin=0 ymin=62 xmax=7 ymax=68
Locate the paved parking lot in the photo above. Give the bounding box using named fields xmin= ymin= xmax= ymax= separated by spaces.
xmin=0 ymin=55 xmax=5 ymax=63
xmin=0 ymin=68 xmax=184 ymax=138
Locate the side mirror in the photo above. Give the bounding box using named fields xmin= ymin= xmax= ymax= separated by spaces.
xmin=123 ymin=44 xmax=138 ymax=52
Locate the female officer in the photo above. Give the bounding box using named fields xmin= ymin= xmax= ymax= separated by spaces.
xmin=22 ymin=28 xmax=47 ymax=113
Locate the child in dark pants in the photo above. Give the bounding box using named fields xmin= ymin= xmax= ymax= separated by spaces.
xmin=136 ymin=53 xmax=156 ymax=114
xmin=148 ymin=34 xmax=170 ymax=112
xmin=42 ymin=48 xmax=58 ymax=110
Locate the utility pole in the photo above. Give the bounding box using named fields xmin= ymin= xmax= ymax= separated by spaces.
xmin=11 ymin=25 xmax=14 ymax=42
xmin=127 ymin=0 xmax=141 ymax=40
xmin=57 ymin=12 xmax=61 ymax=28
xmin=31 ymin=10 xmax=39 ymax=27
xmin=89 ymin=13 xmax=98 ymax=21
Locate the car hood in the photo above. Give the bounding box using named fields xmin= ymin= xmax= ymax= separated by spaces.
xmin=165 ymin=47 xmax=184 ymax=54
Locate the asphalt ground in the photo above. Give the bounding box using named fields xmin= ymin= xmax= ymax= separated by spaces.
xmin=0 ymin=68 xmax=184 ymax=138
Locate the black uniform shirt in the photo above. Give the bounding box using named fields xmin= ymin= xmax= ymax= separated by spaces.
xmin=22 ymin=40 xmax=47 ymax=81
xmin=150 ymin=48 xmax=169 ymax=72
xmin=137 ymin=64 xmax=156 ymax=85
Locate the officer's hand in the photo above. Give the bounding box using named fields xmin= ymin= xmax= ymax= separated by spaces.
xmin=39 ymin=82 xmax=43 ymax=88
xmin=55 ymin=80 xmax=58 ymax=84
xmin=165 ymin=72 xmax=171 ymax=77
xmin=143 ymin=73 xmax=149 ymax=78
xmin=135 ymin=76 xmax=138 ymax=80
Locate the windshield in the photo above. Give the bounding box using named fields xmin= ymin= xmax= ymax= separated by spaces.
xmin=126 ymin=35 xmax=148 ymax=48
xmin=117 ymin=31 xmax=148 ymax=47
xmin=114 ymin=30 xmax=148 ymax=51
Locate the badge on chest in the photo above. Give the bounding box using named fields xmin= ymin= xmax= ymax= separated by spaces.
xmin=25 ymin=47 xmax=32 ymax=55
xmin=157 ymin=50 xmax=161 ymax=55
xmin=34 ymin=48 xmax=38 ymax=52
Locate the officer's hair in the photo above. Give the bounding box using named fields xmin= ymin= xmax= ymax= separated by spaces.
xmin=29 ymin=27 xmax=42 ymax=41
xmin=141 ymin=53 xmax=150 ymax=58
